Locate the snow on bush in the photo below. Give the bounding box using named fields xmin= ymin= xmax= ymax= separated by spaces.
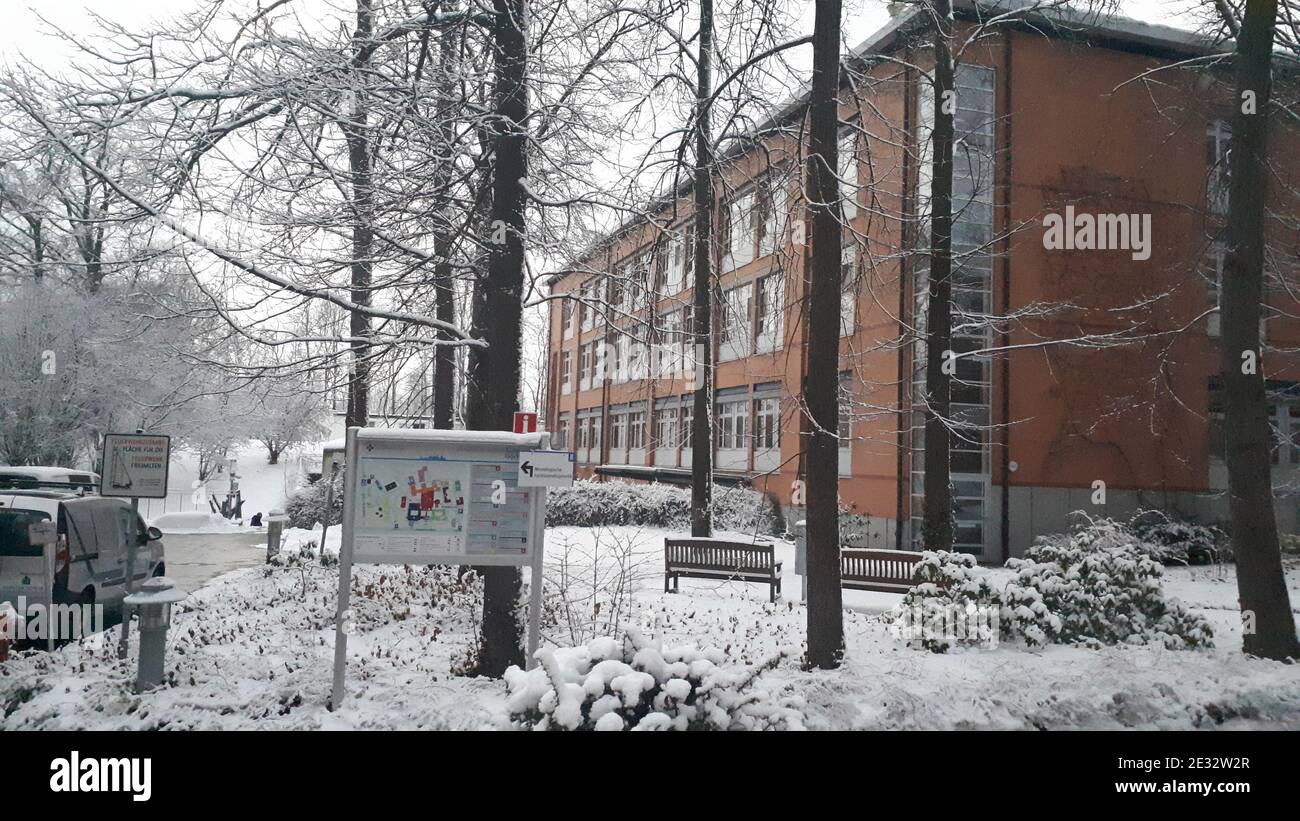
xmin=1002 ymin=516 xmax=1214 ymax=650
xmin=1129 ymin=513 xmax=1226 ymax=566
xmin=504 ymin=631 xmax=803 ymax=731
xmin=892 ymin=551 xmax=1002 ymax=652
xmin=284 ymin=471 xmax=343 ymax=530
xmin=893 ymin=517 xmax=1214 ymax=653
xmin=545 ymin=479 xmax=778 ymax=534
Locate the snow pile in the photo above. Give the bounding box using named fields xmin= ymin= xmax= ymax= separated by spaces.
xmin=546 ymin=479 xmax=778 ymax=534
xmin=150 ymin=512 xmax=249 ymax=535
xmin=504 ymin=631 xmax=802 ymax=731
xmin=1003 ymin=519 xmax=1213 ymax=650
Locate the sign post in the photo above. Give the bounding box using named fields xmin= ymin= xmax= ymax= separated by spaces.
xmin=101 ymin=431 xmax=170 ymax=659
xmin=329 ymin=427 xmax=568 ymax=710
xmin=28 ymin=520 xmax=57 ymax=651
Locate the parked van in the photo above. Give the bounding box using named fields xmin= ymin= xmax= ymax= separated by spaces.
xmin=0 ymin=489 xmax=165 ymax=612
xmin=0 ymin=466 xmax=100 ymax=493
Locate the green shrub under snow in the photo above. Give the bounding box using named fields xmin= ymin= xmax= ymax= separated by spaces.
xmin=1129 ymin=514 xmax=1226 ymax=565
xmin=283 ymin=472 xmax=344 ymax=530
xmin=894 ymin=517 xmax=1213 ymax=653
xmin=894 ymin=551 xmax=1002 ymax=652
xmin=544 ymin=478 xmax=779 ymax=534
xmin=1003 ymin=518 xmax=1213 ymax=649
xmin=504 ymin=632 xmax=802 ymax=731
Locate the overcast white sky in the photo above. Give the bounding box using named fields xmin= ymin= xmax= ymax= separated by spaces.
xmin=0 ymin=1 xmax=1211 ymax=65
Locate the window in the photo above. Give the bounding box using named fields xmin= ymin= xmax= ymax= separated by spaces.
xmin=580 ymin=281 xmax=596 ymax=330
xmin=590 ymin=418 xmax=602 ymax=451
xmin=655 ymin=407 xmax=678 ymax=449
xmin=758 ymin=174 xmax=788 ymax=257
xmin=562 ymin=299 xmax=574 ymax=339
xmin=663 ymin=226 xmax=691 ymax=295
xmin=555 ymin=416 xmax=570 ymax=449
xmin=577 ymin=418 xmax=590 ymax=450
xmin=614 ymin=335 xmax=629 ymax=382
xmin=610 ymin=413 xmax=626 ymax=451
xmin=629 ymin=412 xmax=645 ymax=449
xmin=578 ymin=343 xmax=592 ymax=391
xmin=754 ymin=397 xmax=780 ymax=450
xmin=681 ymin=403 xmax=694 ymax=449
xmin=838 ymin=374 xmax=853 ymax=477
xmin=840 ymin=245 xmax=857 ymax=337
xmin=560 ymin=351 xmax=572 ymax=394
xmin=755 ymin=273 xmax=784 ymax=352
xmin=593 ymin=340 xmax=608 ymax=386
xmin=655 ymin=310 xmax=682 ymax=378
xmin=839 ymin=128 xmax=858 ymax=221
xmin=716 ymin=400 xmax=748 ymax=450
xmin=726 ymin=188 xmax=757 ymax=270
xmin=608 ymin=274 xmax=625 ymax=316
xmin=1207 ymin=119 xmax=1231 ymax=215
xmin=720 ymin=282 xmax=753 ymax=361
xmin=628 ymin=337 xmax=646 ymax=381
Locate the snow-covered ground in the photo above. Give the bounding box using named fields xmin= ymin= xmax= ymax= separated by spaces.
xmin=2 ymin=525 xmax=1298 ymax=730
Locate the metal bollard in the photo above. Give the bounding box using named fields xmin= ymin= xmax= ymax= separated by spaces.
xmin=267 ymin=509 xmax=287 ymax=562
xmin=122 ymin=576 xmax=187 ymax=693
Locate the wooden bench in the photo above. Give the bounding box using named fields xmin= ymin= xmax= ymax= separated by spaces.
xmin=840 ymin=548 xmax=922 ymax=593
xmin=664 ymin=539 xmax=783 ymax=603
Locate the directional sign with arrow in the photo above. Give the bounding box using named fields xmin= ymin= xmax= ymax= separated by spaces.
xmin=517 ymin=450 xmax=575 ymax=487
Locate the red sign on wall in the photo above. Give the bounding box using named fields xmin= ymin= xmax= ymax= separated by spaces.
xmin=513 ymin=412 xmax=538 ymax=434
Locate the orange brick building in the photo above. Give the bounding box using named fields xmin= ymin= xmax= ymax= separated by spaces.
xmin=542 ymin=4 xmax=1300 ymax=561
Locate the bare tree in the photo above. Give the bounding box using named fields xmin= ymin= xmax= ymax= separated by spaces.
xmin=804 ymin=0 xmax=845 ymax=669
xmin=1214 ymin=0 xmax=1300 ymax=660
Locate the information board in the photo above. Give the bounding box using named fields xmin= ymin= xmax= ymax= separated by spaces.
xmin=332 ymin=427 xmax=552 ymax=709
xmin=347 ymin=431 xmax=542 ymax=565
xmin=100 ymin=433 xmax=171 ymax=499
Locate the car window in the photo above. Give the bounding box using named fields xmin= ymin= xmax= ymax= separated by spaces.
xmin=0 ymin=509 xmax=52 ymax=557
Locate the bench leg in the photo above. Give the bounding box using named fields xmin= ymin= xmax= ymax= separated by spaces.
xmin=770 ymin=579 xmax=776 ymax=604
xmin=673 ymin=574 xmax=680 ymax=594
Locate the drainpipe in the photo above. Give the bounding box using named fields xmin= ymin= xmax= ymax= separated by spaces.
xmin=999 ymin=32 xmax=1014 ymax=564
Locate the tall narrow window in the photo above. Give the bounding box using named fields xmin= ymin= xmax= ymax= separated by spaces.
xmin=839 ymin=128 xmax=858 ymax=221
xmin=755 ymin=272 xmax=784 ymax=352
xmin=726 ymin=189 xmax=756 ymax=270
xmin=840 ymin=245 xmax=857 ymax=337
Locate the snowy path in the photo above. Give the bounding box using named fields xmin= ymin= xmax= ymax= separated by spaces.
xmin=162 ymin=532 xmax=268 ymax=593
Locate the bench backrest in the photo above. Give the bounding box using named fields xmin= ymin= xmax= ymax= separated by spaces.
xmin=665 ymin=539 xmax=776 ymax=571
xmin=841 ymin=549 xmax=921 ymax=583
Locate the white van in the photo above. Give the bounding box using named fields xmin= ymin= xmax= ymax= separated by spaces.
xmin=0 ymin=466 xmax=100 ymax=493
xmin=0 ymin=490 xmax=165 ymax=612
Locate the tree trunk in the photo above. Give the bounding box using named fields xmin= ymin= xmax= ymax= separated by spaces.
xmin=921 ymin=0 xmax=955 ymax=552
xmin=690 ymin=0 xmax=715 ymax=538
xmin=344 ymin=0 xmax=374 ymax=431
xmin=466 ymin=0 xmax=528 ymax=676
xmin=804 ymin=0 xmax=845 ymax=670
xmin=1219 ymin=0 xmax=1299 ymax=660
xmin=432 ymin=2 xmax=458 ymax=430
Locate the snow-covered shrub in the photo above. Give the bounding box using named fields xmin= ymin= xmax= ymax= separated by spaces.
xmin=1003 ymin=517 xmax=1213 ymax=649
xmin=1129 ymin=513 xmax=1225 ymax=565
xmin=1282 ymin=533 xmax=1300 ymax=555
xmin=504 ymin=632 xmax=802 ymax=731
xmin=284 ymin=472 xmax=343 ymax=530
xmin=545 ymin=479 xmax=777 ymax=534
xmin=892 ymin=551 xmax=1002 ymax=652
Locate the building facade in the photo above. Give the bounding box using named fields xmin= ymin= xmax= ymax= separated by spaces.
xmin=542 ymin=6 xmax=1300 ymax=562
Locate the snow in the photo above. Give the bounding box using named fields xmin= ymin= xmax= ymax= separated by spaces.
xmin=1 ymin=523 xmax=1297 ymax=730
xmin=151 ymin=512 xmax=249 ymax=535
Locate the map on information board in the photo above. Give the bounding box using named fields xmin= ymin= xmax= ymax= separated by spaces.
xmin=349 ymin=434 xmax=541 ymax=564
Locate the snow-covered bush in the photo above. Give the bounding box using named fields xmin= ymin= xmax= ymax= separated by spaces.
xmin=504 ymin=632 xmax=802 ymax=731
xmin=1282 ymin=533 xmax=1300 ymax=555
xmin=1003 ymin=517 xmax=1213 ymax=649
xmin=545 ymin=479 xmax=778 ymax=534
xmin=1130 ymin=514 xmax=1225 ymax=565
xmin=892 ymin=551 xmax=1002 ymax=652
xmin=284 ymin=472 xmax=343 ymax=530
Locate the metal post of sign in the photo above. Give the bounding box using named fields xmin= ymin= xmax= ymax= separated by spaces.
xmin=329 ymin=429 xmax=360 ymax=711
xmin=118 ymin=427 xmax=144 ymax=660
xmin=526 ymin=486 xmax=546 ymax=669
